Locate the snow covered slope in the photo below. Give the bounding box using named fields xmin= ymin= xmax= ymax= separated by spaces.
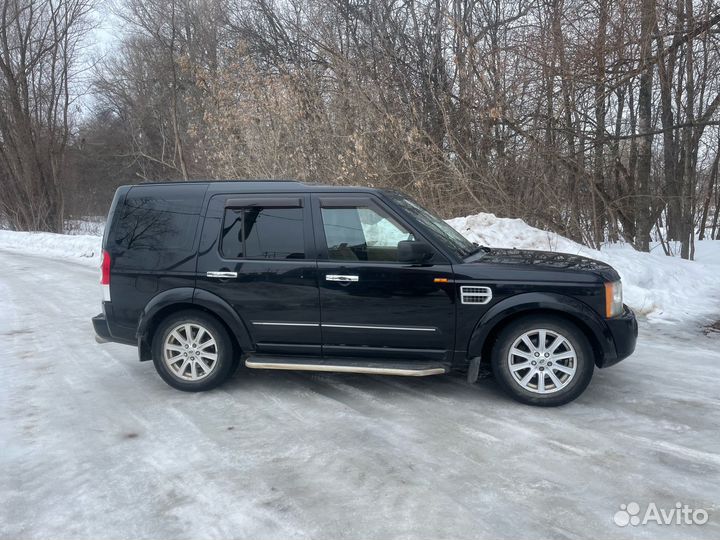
xmin=0 ymin=230 xmax=101 ymax=264
xmin=2 ymin=212 xmax=719 ymax=322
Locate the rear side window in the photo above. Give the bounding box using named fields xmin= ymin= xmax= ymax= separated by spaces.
xmin=221 ymin=207 xmax=305 ymax=259
xmin=113 ymin=184 xmax=206 ymax=251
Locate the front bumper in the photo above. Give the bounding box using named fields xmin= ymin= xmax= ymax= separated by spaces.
xmin=600 ymin=305 xmax=638 ymax=368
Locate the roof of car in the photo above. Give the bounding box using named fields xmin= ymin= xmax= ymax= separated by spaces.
xmin=129 ymin=180 xmax=383 ymax=194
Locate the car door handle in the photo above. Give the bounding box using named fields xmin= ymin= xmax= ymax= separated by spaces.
xmin=325 ymin=274 xmax=359 ymax=282
xmin=207 ymin=271 xmax=238 ymax=279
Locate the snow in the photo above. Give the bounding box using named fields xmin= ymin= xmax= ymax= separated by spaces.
xmin=2 ymin=212 xmax=720 ymax=323
xmin=0 ymin=230 xmax=101 ymax=264
xmin=1 ymin=248 xmax=719 ymax=540
xmin=447 ymin=213 xmax=720 ymax=323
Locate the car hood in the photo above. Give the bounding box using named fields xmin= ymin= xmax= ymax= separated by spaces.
xmin=466 ymin=248 xmax=620 ymax=282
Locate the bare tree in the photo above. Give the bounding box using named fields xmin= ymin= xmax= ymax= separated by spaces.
xmin=63 ymin=0 xmax=720 ymax=260
xmin=0 ymin=0 xmax=92 ymax=232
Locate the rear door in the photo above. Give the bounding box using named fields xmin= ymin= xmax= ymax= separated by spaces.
xmin=195 ymin=193 xmax=321 ymax=355
xmin=312 ymin=194 xmax=456 ymax=362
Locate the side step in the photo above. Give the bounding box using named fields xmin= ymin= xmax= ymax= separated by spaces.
xmin=245 ymin=356 xmax=448 ymax=377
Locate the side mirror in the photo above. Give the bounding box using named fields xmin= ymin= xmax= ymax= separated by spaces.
xmin=397 ymin=240 xmax=434 ymax=264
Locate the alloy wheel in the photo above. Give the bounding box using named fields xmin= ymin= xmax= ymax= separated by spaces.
xmin=163 ymin=323 xmax=219 ymax=381
xmin=507 ymin=328 xmax=577 ymax=394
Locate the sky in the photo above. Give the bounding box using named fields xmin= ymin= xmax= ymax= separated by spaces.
xmin=76 ymin=0 xmax=124 ymax=116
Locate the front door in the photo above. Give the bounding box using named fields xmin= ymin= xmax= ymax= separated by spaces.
xmin=312 ymin=194 xmax=455 ymax=362
xmin=196 ymin=193 xmax=321 ymax=356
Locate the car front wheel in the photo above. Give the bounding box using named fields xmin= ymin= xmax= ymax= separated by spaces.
xmin=491 ymin=315 xmax=594 ymax=406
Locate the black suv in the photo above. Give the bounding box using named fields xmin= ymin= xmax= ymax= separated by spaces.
xmin=93 ymin=181 xmax=637 ymax=406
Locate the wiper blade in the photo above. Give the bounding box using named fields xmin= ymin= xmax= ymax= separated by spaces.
xmin=471 ymin=243 xmax=492 ymax=254
xmin=466 ymin=244 xmax=491 ymax=257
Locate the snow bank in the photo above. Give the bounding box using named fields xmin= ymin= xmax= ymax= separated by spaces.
xmin=448 ymin=213 xmax=720 ymax=322
xmin=0 ymin=230 xmax=101 ymax=265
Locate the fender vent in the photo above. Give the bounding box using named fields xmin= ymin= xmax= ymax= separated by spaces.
xmin=460 ymin=286 xmax=492 ymax=305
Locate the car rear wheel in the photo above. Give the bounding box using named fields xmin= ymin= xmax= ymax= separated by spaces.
xmin=152 ymin=311 xmax=235 ymax=392
xmin=491 ymin=315 xmax=594 ymax=406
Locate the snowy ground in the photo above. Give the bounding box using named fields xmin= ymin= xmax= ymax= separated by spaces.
xmin=2 ymin=216 xmax=720 ymax=539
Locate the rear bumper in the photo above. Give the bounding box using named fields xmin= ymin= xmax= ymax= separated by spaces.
xmin=599 ymin=305 xmax=638 ymax=368
xmin=92 ymin=312 xmax=135 ymax=346
xmin=92 ymin=313 xmax=112 ymax=342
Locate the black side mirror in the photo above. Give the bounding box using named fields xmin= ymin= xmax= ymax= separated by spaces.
xmin=397 ymin=240 xmax=434 ymax=264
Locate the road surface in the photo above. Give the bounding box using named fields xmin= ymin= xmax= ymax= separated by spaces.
xmin=1 ymin=249 xmax=718 ymax=539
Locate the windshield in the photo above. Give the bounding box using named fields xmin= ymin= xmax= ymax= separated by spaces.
xmin=385 ymin=191 xmax=478 ymax=259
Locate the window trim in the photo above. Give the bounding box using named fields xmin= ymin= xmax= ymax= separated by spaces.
xmin=225 ymin=196 xmax=303 ymax=209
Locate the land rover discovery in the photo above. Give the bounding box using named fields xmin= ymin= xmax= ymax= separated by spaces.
xmin=92 ymin=181 xmax=637 ymax=406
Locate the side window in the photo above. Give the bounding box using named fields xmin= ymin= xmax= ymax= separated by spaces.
xmin=113 ymin=184 xmax=205 ymax=251
xmin=221 ymin=207 xmax=305 ymax=259
xmin=321 ymin=205 xmax=414 ymax=262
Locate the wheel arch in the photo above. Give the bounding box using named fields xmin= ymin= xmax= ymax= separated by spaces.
xmin=467 ymin=293 xmax=615 ymax=368
xmin=136 ymin=288 xmax=253 ymax=361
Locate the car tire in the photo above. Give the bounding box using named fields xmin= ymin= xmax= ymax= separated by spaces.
xmin=152 ymin=310 xmax=235 ymax=392
xmin=491 ymin=315 xmax=594 ymax=406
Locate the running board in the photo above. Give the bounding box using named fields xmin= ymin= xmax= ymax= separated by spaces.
xmin=245 ymin=356 xmax=448 ymax=377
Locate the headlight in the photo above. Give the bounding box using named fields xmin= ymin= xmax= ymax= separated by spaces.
xmin=604 ymin=281 xmax=623 ymax=318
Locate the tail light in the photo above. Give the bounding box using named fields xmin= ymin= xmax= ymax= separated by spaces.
xmin=101 ymin=250 xmax=111 ymax=301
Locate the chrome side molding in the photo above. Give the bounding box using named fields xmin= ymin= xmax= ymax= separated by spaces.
xmin=253 ymin=321 xmax=320 ymax=327
xmin=251 ymin=321 xmax=437 ymax=332
xmin=323 ymin=323 xmax=436 ymax=332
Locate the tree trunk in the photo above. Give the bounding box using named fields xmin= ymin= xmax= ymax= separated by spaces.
xmin=698 ymin=139 xmax=719 ymax=240
xmin=592 ymin=0 xmax=608 ymax=247
xmin=680 ymin=0 xmax=696 ymax=260
xmin=635 ymin=0 xmax=656 ymax=251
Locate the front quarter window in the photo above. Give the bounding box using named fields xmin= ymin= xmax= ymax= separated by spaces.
xmin=385 ymin=192 xmax=477 ymax=259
